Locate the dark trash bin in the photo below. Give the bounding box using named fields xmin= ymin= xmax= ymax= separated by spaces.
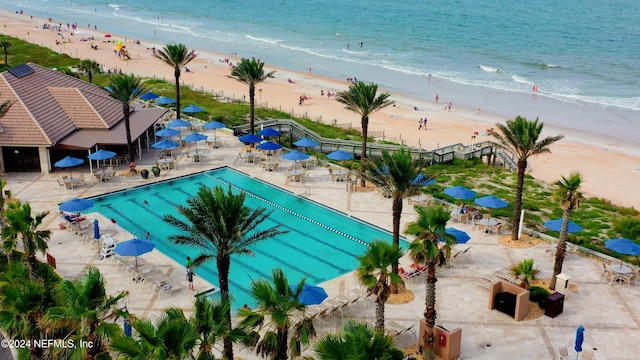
xmin=545 ymin=292 xmax=564 ymax=318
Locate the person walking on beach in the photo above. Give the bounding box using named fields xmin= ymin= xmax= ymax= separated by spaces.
xmin=423 ymin=117 xmax=428 ymax=130
xmin=418 ymin=119 xmax=423 ymax=130
xmin=435 ymin=93 xmax=439 ymax=104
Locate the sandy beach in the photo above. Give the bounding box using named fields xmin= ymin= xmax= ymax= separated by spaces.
xmin=1 ymin=9 xmax=638 ymax=208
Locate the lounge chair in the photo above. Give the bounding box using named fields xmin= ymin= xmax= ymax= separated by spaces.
xmin=623 ymin=270 xmax=639 ymax=286
xmin=557 ymin=346 xmax=569 ymax=360
xmin=385 ymin=321 xmax=415 ymax=337
xmin=399 ymin=267 xmax=420 ymax=280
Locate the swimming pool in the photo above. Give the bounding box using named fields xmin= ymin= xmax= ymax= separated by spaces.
xmin=90 ymin=167 xmax=401 ymax=307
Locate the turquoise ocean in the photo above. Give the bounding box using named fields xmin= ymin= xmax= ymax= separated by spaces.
xmin=3 ymin=0 xmax=639 ymax=143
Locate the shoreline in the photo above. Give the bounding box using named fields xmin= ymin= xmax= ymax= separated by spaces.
xmin=0 ymin=9 xmax=638 ymax=209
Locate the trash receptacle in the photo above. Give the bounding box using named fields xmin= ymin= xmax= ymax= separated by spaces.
xmin=555 ymin=273 xmax=571 ymax=296
xmin=545 ymin=292 xmax=564 ymax=318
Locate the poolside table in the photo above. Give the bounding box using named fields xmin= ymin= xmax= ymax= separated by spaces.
xmin=94 ymin=169 xmax=111 ymax=182
xmin=609 ymin=264 xmax=632 ymax=275
xmin=158 ymin=158 xmax=174 ymax=169
xmin=244 ymin=152 xmax=260 ymax=164
xmin=287 ymin=169 xmax=304 ymax=182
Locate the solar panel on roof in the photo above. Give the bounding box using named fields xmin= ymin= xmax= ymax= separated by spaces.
xmin=8 ymin=64 xmax=35 ymax=78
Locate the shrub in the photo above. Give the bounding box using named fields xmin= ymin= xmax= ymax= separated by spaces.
xmin=613 ymin=217 xmax=640 ymax=241
xmin=529 ymin=286 xmax=551 ymax=309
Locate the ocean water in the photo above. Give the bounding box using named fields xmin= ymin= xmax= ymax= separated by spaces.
xmin=3 ymin=0 xmax=640 ymax=141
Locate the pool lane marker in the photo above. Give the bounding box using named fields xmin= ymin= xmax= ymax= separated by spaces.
xmin=204 ymin=174 xmax=371 ymax=248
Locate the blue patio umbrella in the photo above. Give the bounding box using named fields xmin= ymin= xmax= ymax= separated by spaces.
xmin=54 ymin=156 xmax=84 ymax=177
xmin=139 ymin=92 xmax=159 ymax=101
xmin=294 ymin=137 xmax=319 ymax=148
xmin=155 ymin=128 xmax=180 ymax=138
xmin=115 ymin=238 xmax=156 ymax=272
xmin=168 ymin=119 xmax=192 ymax=128
xmin=59 ymin=198 xmax=94 ymax=212
xmin=282 ymin=150 xmax=310 ymax=161
xmin=443 ymin=186 xmax=476 ymax=200
xmin=155 ymin=96 xmax=176 ymax=105
xmin=290 ymin=283 xmax=328 ymax=305
xmin=574 ymin=325 xmax=585 ymax=354
xmin=93 ymin=219 xmax=100 ymax=240
xmin=183 ymin=132 xmax=208 ymax=154
xmin=327 ymin=150 xmax=354 ymax=161
xmin=256 ymin=141 xmax=283 ymax=151
xmin=203 ymin=120 xmax=227 ymax=138
xmin=182 ymin=104 xmax=204 ymax=114
xmin=604 ymin=238 xmax=640 ymax=256
xmin=544 ymin=219 xmax=583 ymax=234
xmin=443 ymin=228 xmax=471 ymax=244
xmin=411 ymin=173 xmax=436 ymax=186
xmin=258 ymin=127 xmax=281 ymax=137
xmin=474 ymin=195 xmax=508 ymax=209
xmin=151 ymin=139 xmax=179 ymax=149
xmin=87 ymin=149 xmax=117 ymax=161
xmin=239 ymin=133 xmax=262 ymax=144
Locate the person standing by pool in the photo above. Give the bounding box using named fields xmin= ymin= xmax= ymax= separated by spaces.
xmin=186 ymin=268 xmax=195 ymax=291
xmin=186 ymin=256 xmax=192 ymax=269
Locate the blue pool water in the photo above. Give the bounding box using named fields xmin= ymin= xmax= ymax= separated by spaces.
xmin=90 ymin=167 xmax=399 ymax=307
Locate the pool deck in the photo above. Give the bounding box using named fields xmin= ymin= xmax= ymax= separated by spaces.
xmin=3 ymin=132 xmax=639 ymax=359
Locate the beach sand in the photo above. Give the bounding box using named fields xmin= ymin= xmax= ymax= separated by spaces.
xmin=1 ymin=9 xmax=638 ymax=209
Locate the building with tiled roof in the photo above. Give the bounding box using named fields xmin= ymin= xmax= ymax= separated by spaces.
xmin=0 ymin=63 xmax=167 ymax=173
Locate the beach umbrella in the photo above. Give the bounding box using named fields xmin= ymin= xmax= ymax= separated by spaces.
xmin=182 ymin=104 xmax=204 ymax=114
xmin=474 ymin=195 xmax=508 ymax=209
xmin=544 ymin=219 xmax=583 ymax=234
xmin=294 ymin=137 xmax=319 ymax=148
xmin=93 ymin=219 xmax=100 ymax=240
xmin=114 ymin=239 xmax=156 ymax=273
xmin=183 ymin=132 xmax=208 ymax=153
xmin=256 ymin=141 xmax=283 ymax=151
xmin=290 ymin=284 xmax=328 ymax=305
xmin=104 ymin=34 xmax=112 ymax=38
xmin=151 ymin=139 xmax=179 ymax=149
xmin=327 ymin=150 xmax=354 ymax=161
xmin=239 ymin=133 xmax=262 ymax=144
xmin=443 ymin=186 xmax=476 ymax=200
xmin=258 ymin=127 xmax=281 ymax=137
xmin=156 ymin=96 xmax=176 ymax=105
xmin=168 ymin=119 xmax=192 ymax=128
xmin=87 ymin=149 xmax=117 ymax=161
xmin=59 ymin=198 xmax=94 ymax=213
xmin=411 ymin=173 xmax=436 ymax=186
xmin=282 ymin=150 xmax=310 ymax=170
xmin=139 ymin=92 xmax=159 ymax=101
xmin=574 ymin=325 xmax=585 ymax=355
xmin=203 ymin=120 xmax=227 ymax=138
xmin=440 ymin=228 xmax=471 ymax=244
xmin=54 ymin=156 xmax=84 ymax=177
xmin=604 ymin=238 xmax=640 ymax=256
xmin=155 ymin=128 xmax=180 ymax=138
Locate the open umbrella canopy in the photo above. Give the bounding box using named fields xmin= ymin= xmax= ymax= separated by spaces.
xmin=151 ymin=139 xmax=180 ymax=149
xmin=203 ymin=120 xmax=227 ymax=130
xmin=156 ymin=96 xmax=176 ymax=105
xmin=258 ymin=127 xmax=281 ymax=137
xmin=59 ymin=198 xmax=94 ymax=212
xmin=104 ymin=34 xmax=112 ymax=38
xmin=182 ymin=104 xmax=204 ymax=114
xmin=183 ymin=132 xmax=208 ymax=143
xmin=239 ymin=133 xmax=262 ymax=144
xmin=290 ymin=284 xmax=328 ymax=305
xmin=294 ymin=137 xmax=320 ymax=148
xmin=327 ymin=150 xmax=354 ymax=161
xmin=115 ymin=239 xmax=156 ymax=272
xmin=155 ymin=128 xmax=180 ymax=138
xmin=604 ymin=238 xmax=640 ymax=256
xmin=474 ymin=195 xmax=508 ymax=209
xmin=544 ymin=219 xmax=583 ymax=233
xmin=282 ymin=150 xmax=310 ymax=161
xmin=256 ymin=141 xmax=283 ymax=151
xmin=87 ymin=149 xmax=117 ymax=161
xmin=139 ymin=92 xmax=159 ymax=100
xmin=168 ymin=119 xmax=192 ymax=128
xmin=443 ymin=186 xmax=476 ymax=200
xmin=442 ymin=228 xmax=471 ymax=244
xmin=55 ymin=156 xmax=84 ymax=169
xmin=411 ymin=173 xmax=436 ymax=186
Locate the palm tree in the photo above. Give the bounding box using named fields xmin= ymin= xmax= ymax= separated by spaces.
xmin=1 ymin=201 xmax=51 ymax=279
xmin=362 ymin=147 xmax=432 ymax=293
xmin=164 ymin=185 xmax=286 ymax=360
xmin=78 ymin=59 xmax=101 ymax=83
xmin=154 ymin=43 xmax=194 ymax=119
xmin=107 ymin=74 xmax=150 ymax=163
xmin=336 ymin=82 xmax=394 ymax=187
xmin=230 ymin=57 xmax=275 ymax=134
xmin=191 ymin=296 xmax=249 ymax=359
xmin=239 ymin=267 xmax=316 ymax=360
xmin=43 ymin=266 xmax=128 ymax=360
xmin=511 ymin=258 xmax=540 ymax=288
xmin=357 ymin=240 xmax=403 ymax=332
xmin=0 ymin=40 xmax=11 ymax=66
xmin=110 ymin=308 xmax=199 ymax=359
xmin=405 ymin=204 xmax=452 ymax=357
xmin=492 ymin=116 xmax=564 ymax=240
xmin=549 ymin=172 xmax=584 ymax=290
xmin=313 ymin=319 xmax=400 ymax=360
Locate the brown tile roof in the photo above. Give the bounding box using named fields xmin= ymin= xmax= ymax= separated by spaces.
xmin=0 ymin=63 xmax=130 ymax=147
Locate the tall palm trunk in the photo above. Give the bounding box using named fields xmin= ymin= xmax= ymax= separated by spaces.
xmin=249 ymin=83 xmax=256 ymax=134
xmin=391 ymin=195 xmax=402 ymax=293
xmin=421 ymin=260 xmax=437 ymax=358
xmin=174 ymin=68 xmax=182 ymax=119
xmin=123 ymin=103 xmax=134 ymax=162
xmin=511 ymin=159 xmax=527 ymax=240
xmin=550 ymin=208 xmax=572 ymax=289
xmin=360 ymin=116 xmax=369 ymax=188
xmin=217 ymin=254 xmax=233 ymax=360
xmin=276 ymin=327 xmax=289 ymax=360
xmin=374 ymin=299 xmax=386 ymax=332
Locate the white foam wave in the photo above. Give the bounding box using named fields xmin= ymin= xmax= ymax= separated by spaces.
xmin=107 ymin=4 xmax=125 ymax=10
xmin=479 ymin=64 xmax=500 ymax=73
xmin=511 ymin=75 xmax=532 ymax=84
xmin=245 ymin=35 xmax=282 ymax=45
xmin=335 ymin=33 xmax=343 ymax=36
